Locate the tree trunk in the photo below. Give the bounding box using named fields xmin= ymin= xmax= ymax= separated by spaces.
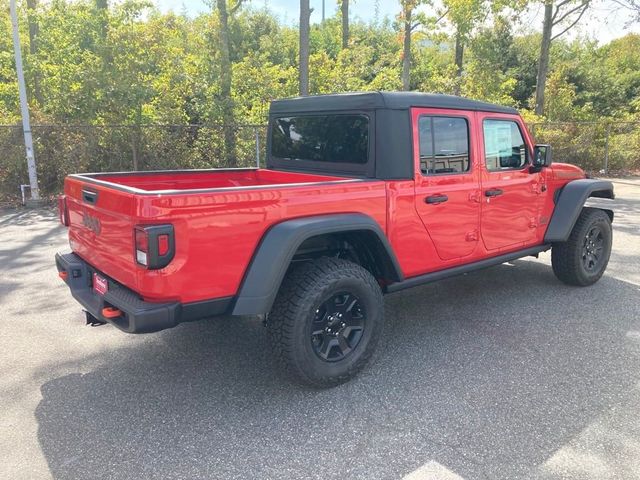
xmin=299 ymin=0 xmax=311 ymax=95
xmin=341 ymin=0 xmax=349 ymax=49
xmin=25 ymin=0 xmax=43 ymax=106
xmin=454 ymin=32 xmax=464 ymax=96
xmin=95 ymin=0 xmax=109 ymax=54
xmin=401 ymin=7 xmax=412 ymax=91
xmin=217 ymin=0 xmax=237 ymax=167
xmin=132 ymin=105 xmax=142 ymax=170
xmin=535 ymin=1 xmax=554 ymax=116
xmin=94 ymin=0 xmax=110 ymax=120
xmin=131 ymin=131 xmax=139 ymax=171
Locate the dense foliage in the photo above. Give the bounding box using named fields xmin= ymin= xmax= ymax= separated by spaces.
xmin=0 ymin=0 xmax=639 ymax=201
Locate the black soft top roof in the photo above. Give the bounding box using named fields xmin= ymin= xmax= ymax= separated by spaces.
xmin=269 ymin=91 xmax=518 ymax=115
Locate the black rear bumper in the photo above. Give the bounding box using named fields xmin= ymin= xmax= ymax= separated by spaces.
xmin=55 ymin=252 xmax=232 ymax=333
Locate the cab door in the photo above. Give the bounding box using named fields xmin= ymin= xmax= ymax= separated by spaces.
xmin=478 ymin=114 xmax=543 ymax=251
xmin=413 ymin=109 xmax=481 ymax=261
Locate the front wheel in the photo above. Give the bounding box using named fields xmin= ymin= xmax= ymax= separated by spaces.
xmin=267 ymin=257 xmax=384 ymax=388
xmin=551 ymin=207 xmax=612 ymax=286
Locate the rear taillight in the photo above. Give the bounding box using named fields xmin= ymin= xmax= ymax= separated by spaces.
xmin=135 ymin=228 xmax=149 ymax=266
xmin=157 ymin=234 xmax=170 ymax=256
xmin=57 ymin=195 xmax=69 ymax=226
xmin=134 ymin=225 xmax=175 ymax=269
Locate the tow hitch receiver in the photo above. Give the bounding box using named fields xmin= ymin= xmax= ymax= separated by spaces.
xmin=102 ymin=306 xmax=123 ymax=319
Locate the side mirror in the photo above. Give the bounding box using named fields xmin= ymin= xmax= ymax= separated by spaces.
xmin=532 ymin=144 xmax=552 ymax=169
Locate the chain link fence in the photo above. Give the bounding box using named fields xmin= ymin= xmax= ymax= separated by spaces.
xmin=2 ymin=121 xmax=639 ymax=204
xmin=529 ymin=122 xmax=640 ymax=174
xmin=0 ymin=124 xmax=267 ymax=203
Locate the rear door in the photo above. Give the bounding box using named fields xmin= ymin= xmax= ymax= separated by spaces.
xmin=412 ymin=108 xmax=481 ymax=261
xmin=478 ymin=114 xmax=542 ymax=251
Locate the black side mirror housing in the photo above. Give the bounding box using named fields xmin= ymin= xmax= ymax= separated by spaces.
xmin=531 ymin=144 xmax=552 ymax=172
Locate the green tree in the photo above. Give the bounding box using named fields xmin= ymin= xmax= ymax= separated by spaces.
xmin=463 ymin=17 xmax=536 ymax=106
xmin=399 ymin=0 xmax=431 ymax=91
xmin=440 ymin=0 xmax=489 ymax=94
xmin=25 ymin=0 xmax=43 ymax=106
xmin=216 ymin=0 xmax=244 ymax=167
xmin=534 ymin=0 xmax=590 ymax=115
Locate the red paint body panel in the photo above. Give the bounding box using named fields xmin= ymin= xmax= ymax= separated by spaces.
xmin=476 ymin=112 xmax=543 ymax=251
xmin=62 ymin=110 xmax=585 ymax=306
xmin=65 ymin=170 xmax=387 ymax=303
xmin=411 ymin=108 xmax=481 ymax=261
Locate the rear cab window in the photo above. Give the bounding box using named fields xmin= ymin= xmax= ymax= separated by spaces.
xmin=269 ymin=113 xmax=372 ymax=176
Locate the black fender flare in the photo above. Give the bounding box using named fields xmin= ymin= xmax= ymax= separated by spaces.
xmin=544 ymin=179 xmax=614 ymax=243
xmin=232 ymin=213 xmax=403 ymax=316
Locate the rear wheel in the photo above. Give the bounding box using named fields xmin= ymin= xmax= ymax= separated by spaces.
xmin=267 ymin=257 xmax=384 ymax=388
xmin=551 ymin=207 xmax=612 ymax=286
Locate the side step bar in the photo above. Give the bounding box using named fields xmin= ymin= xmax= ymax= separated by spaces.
xmin=386 ymin=245 xmax=551 ymax=294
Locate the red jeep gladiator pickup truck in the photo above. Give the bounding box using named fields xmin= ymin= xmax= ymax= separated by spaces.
xmin=56 ymin=92 xmax=614 ymax=387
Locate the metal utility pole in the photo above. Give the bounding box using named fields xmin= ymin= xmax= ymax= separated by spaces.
xmin=10 ymin=0 xmax=40 ymax=202
xmin=322 ymin=0 xmax=325 ymax=22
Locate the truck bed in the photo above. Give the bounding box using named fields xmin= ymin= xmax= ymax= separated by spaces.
xmin=62 ymin=168 xmax=386 ymax=304
xmin=79 ymin=168 xmax=350 ymax=193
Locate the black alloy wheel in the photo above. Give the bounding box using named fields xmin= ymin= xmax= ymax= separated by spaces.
xmin=267 ymin=257 xmax=384 ymax=387
xmin=581 ymin=225 xmax=605 ymax=273
xmin=311 ymin=292 xmax=366 ymax=362
xmin=552 ymin=207 xmax=612 ymax=286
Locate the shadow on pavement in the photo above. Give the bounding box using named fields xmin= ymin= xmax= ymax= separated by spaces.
xmin=0 ymin=207 xmax=57 ymax=227
xmin=35 ymin=260 xmax=640 ymax=480
xmin=0 ymin=209 xmax=63 ymax=274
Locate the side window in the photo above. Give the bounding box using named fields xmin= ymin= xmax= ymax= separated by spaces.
xmin=483 ymin=120 xmax=528 ymax=171
xmin=418 ymin=116 xmax=470 ymax=175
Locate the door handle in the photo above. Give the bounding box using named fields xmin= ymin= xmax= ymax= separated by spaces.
xmin=484 ymin=189 xmax=503 ymax=197
xmin=425 ymin=194 xmax=449 ymax=204
xmin=82 ymin=189 xmax=98 ymax=204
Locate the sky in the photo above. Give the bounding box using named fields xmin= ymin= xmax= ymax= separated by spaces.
xmin=155 ymin=0 xmax=640 ymax=45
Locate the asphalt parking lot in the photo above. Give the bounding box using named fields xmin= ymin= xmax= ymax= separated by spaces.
xmin=1 ymin=178 xmax=639 ymax=480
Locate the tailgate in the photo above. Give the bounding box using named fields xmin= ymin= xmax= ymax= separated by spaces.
xmin=64 ymin=177 xmax=139 ymax=290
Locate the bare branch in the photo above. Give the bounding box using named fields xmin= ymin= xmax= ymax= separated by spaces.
xmin=552 ymin=0 xmax=574 ymax=20
xmin=611 ymin=0 xmax=640 ymax=16
xmin=611 ymin=0 xmax=640 ymax=8
xmin=435 ymin=8 xmax=449 ymax=23
xmin=407 ymin=8 xmax=448 ymax=33
xmin=551 ymin=2 xmax=589 ymax=40
xmin=552 ymin=0 xmax=589 ymax=27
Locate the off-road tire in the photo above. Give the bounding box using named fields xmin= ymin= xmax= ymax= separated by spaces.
xmin=551 ymin=207 xmax=612 ymax=286
xmin=267 ymin=257 xmax=384 ymax=388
